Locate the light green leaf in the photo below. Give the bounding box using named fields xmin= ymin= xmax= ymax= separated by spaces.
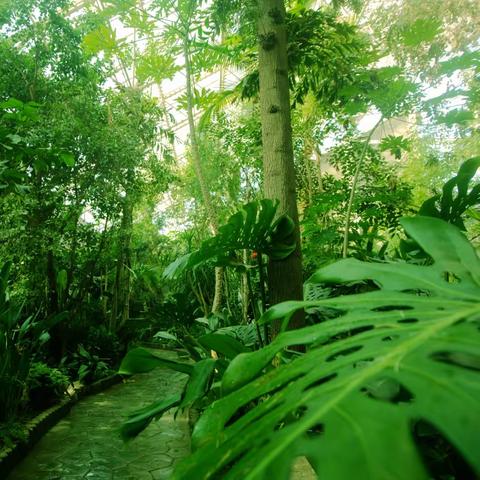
xmin=60 ymin=152 xmax=75 ymax=167
xmin=400 ymin=18 xmax=442 ymax=47
xmin=172 ymin=217 xmax=480 ymax=479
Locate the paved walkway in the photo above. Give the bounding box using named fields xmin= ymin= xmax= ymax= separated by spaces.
xmin=8 ymin=351 xmax=190 ymax=480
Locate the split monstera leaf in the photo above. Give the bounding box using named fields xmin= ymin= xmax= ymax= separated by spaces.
xmin=163 ymin=199 xmax=296 ymax=279
xmin=170 ymin=216 xmax=480 ymax=479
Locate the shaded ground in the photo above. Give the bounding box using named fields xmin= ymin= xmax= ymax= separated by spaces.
xmin=8 ymin=350 xmax=190 ymax=480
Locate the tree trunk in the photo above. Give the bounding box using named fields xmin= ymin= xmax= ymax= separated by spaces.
xmin=257 ymin=0 xmax=304 ymax=336
xmin=111 ymin=197 xmax=133 ymax=331
xmin=183 ymin=32 xmax=224 ymax=314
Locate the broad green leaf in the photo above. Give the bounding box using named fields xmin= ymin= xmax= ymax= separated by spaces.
xmin=120 ymin=394 xmax=181 ymax=441
xmin=197 ymin=333 xmax=249 ymax=360
xmin=163 ymin=200 xmax=296 ymax=279
xmin=437 ymin=109 xmax=474 ymax=127
xmin=438 ymin=51 xmax=480 ymax=76
xmin=418 ymin=157 xmax=480 ymax=230
xmin=153 ymin=331 xmax=179 ymax=342
xmin=172 ymin=217 xmax=480 ymax=479
xmin=60 ymin=152 xmax=75 ymax=167
xmin=178 ymin=358 xmax=216 ymax=410
xmin=118 ymin=347 xmax=193 ymax=375
xmin=82 ymin=25 xmax=118 ymax=55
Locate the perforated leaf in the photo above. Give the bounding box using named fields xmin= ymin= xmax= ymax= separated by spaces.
xmin=172 ymin=217 xmax=480 ymax=480
xmin=163 ymin=200 xmax=296 ymax=279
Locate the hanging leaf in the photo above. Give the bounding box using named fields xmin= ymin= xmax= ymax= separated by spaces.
xmin=178 ymin=359 xmax=216 ymax=411
xmin=163 ymin=200 xmax=296 ymax=280
xmin=379 ymin=135 xmax=411 ymax=159
xmin=172 ymin=216 xmax=480 ymax=480
xmin=118 ymin=347 xmax=193 ymax=376
xmin=120 ymin=394 xmax=181 ymax=441
xmin=418 ymin=157 xmax=480 ymax=230
xmin=197 ymin=333 xmax=249 ymax=360
xmin=56 ymin=269 xmax=67 ymax=294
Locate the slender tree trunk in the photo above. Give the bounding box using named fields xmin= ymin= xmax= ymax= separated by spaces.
xmin=119 ymin=199 xmax=133 ymax=329
xmin=304 ymin=140 xmax=314 ymax=206
xmin=257 ymin=0 xmax=304 ymax=336
xmin=242 ymin=250 xmax=249 ymax=324
xmin=111 ymin=197 xmax=133 ymax=331
xmin=183 ymin=32 xmax=224 ymax=314
xmin=314 ymin=147 xmax=324 ymax=193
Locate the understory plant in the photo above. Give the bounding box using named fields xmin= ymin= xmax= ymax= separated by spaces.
xmin=169 ymin=216 xmax=480 ymax=479
xmin=27 ymin=362 xmax=69 ymax=410
xmin=0 ymin=262 xmax=65 ymax=421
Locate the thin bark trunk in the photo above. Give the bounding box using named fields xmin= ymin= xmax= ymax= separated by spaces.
xmin=257 ymin=0 xmax=304 ymax=336
xmin=242 ymin=250 xmax=249 ymax=324
xmin=111 ymin=197 xmax=133 ymax=331
xmin=342 ymin=117 xmax=383 ymax=258
xmin=304 ymin=140 xmax=314 ymax=206
xmin=314 ymin=147 xmax=324 ymax=193
xmin=119 ymin=200 xmax=133 ymax=329
xmin=183 ymin=32 xmax=224 ymax=314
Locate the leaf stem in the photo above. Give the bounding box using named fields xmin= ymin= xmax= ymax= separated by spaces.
xmin=342 ymin=116 xmax=384 ymax=258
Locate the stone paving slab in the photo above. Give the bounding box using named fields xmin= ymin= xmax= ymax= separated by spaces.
xmin=8 ymin=351 xmax=190 ymax=480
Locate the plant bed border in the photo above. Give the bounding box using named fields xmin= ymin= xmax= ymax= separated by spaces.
xmin=0 ymin=374 xmax=123 ymax=479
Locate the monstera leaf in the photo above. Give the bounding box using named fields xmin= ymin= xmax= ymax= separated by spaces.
xmin=172 ymin=216 xmax=480 ymax=480
xmin=163 ymin=200 xmax=296 ymax=280
xmin=419 ymin=157 xmax=480 ymax=230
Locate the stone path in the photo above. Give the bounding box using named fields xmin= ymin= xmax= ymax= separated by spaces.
xmin=8 ymin=351 xmax=190 ymax=480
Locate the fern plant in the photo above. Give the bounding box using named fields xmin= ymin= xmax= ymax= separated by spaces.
xmin=172 ymin=216 xmax=480 ymax=479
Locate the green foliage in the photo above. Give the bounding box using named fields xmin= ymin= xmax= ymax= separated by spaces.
xmin=0 ymin=262 xmax=65 ymax=421
xmin=118 ymin=328 xmax=255 ymax=441
xmin=119 ymin=347 xmax=194 ymax=376
xmin=399 ymin=18 xmax=442 ymax=47
xmin=419 ymin=157 xmax=480 ymax=230
xmin=74 ymin=345 xmax=113 ymax=385
xmin=173 ymin=217 xmax=480 ymax=479
xmin=27 ymin=362 xmax=69 ymax=409
xmin=379 ymin=135 xmax=411 ymax=159
xmin=163 ymin=200 xmax=296 ymax=280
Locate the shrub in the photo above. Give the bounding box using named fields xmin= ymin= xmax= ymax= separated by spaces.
xmin=27 ymin=362 xmax=69 ymax=411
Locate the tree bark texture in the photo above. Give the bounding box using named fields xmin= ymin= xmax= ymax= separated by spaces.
xmin=257 ymin=0 xmax=304 ymax=336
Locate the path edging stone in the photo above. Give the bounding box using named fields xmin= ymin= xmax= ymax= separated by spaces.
xmin=0 ymin=373 xmax=123 ymax=479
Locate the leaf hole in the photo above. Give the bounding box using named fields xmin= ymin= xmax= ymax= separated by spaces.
xmin=303 ymin=373 xmax=337 ymax=392
xmin=372 ymin=305 xmax=413 ymax=312
xmin=317 ymin=325 xmax=373 ymax=347
xmin=306 ymin=423 xmax=324 ymax=437
xmin=431 ymin=351 xmax=480 ymax=371
xmin=354 ymin=357 xmax=374 ymax=368
xmin=326 ymin=345 xmax=363 ymax=362
xmin=363 ymin=377 xmax=414 ymax=404
xmin=413 ymin=420 xmax=477 ymax=479
xmin=397 ymin=318 xmax=419 ymax=324
xmin=442 ymin=271 xmax=461 ymax=283
xmin=382 ymin=335 xmax=399 ymax=341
